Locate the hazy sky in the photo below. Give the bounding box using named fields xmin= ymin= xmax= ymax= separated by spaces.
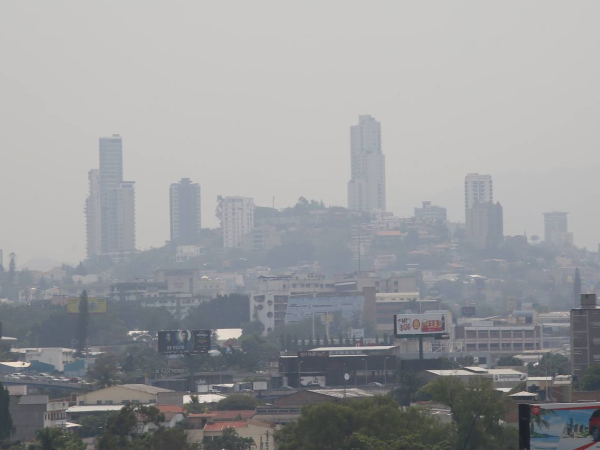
xmin=2 ymin=2 xmax=600 ymax=268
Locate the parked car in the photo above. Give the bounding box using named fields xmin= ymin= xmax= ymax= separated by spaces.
xmin=368 ymin=382 xmax=383 ymax=387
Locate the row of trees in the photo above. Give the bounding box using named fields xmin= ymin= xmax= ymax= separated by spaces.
xmin=276 ymin=376 xmax=518 ymax=450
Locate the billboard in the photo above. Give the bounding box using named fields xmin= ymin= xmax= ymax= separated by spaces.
xmin=300 ymin=375 xmax=326 ymax=387
xmin=394 ymin=313 xmax=446 ymax=336
xmin=519 ymin=402 xmax=600 ymax=450
xmin=462 ymin=306 xmax=476 ymax=317
xmin=158 ymin=330 xmax=211 ymax=355
xmin=67 ymin=298 xmax=107 ymax=314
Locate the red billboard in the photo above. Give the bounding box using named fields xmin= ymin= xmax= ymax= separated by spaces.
xmin=394 ymin=313 xmax=446 ymax=336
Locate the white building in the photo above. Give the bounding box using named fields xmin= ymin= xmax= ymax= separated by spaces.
xmin=170 ymin=178 xmax=202 ymax=245
xmin=86 ymin=134 xmax=136 ymax=258
xmin=222 ymin=197 xmax=254 ymax=248
xmin=464 ymin=173 xmax=493 ymax=212
xmin=348 ymin=115 xmax=386 ymax=212
xmin=85 ymin=169 xmax=102 ymax=258
xmin=11 ymin=348 xmax=75 ymax=372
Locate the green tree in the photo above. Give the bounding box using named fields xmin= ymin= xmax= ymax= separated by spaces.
xmin=215 ymin=394 xmax=261 ymax=411
xmin=29 ymin=428 xmax=86 ymax=450
xmin=276 ymin=397 xmax=451 ymax=450
xmin=496 ymin=355 xmax=523 ymax=367
xmin=528 ymin=353 xmax=569 ymax=377
xmin=184 ymin=395 xmax=206 ymax=414
xmin=203 ymin=427 xmax=255 ymax=450
xmin=0 ymin=383 xmax=12 ymax=441
xmin=76 ymin=291 xmax=89 ymax=356
xmin=580 ymin=365 xmax=600 ymax=391
xmin=423 ymin=377 xmax=516 ymax=450
xmin=96 ymin=404 xmax=163 ymax=450
xmin=389 ymin=372 xmax=424 ymax=407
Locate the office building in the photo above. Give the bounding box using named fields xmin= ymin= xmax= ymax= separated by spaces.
xmin=466 ymin=202 xmax=503 ymax=250
xmin=169 ymin=178 xmax=202 ymax=245
xmin=222 ymin=197 xmax=254 ymax=248
xmin=86 ymin=135 xmax=136 ymax=258
xmin=85 ymin=170 xmax=101 ymax=258
xmin=571 ymin=294 xmax=600 ymax=376
xmin=113 ymin=182 xmax=136 ymax=252
xmin=544 ymin=211 xmax=573 ymax=245
xmin=348 ymin=115 xmax=386 ymax=212
xmin=414 ymin=201 xmax=447 ymax=222
xmin=464 ymin=173 xmax=493 ymax=212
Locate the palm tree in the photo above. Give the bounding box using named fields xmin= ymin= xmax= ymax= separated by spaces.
xmin=184 ymin=395 xmax=206 ymax=414
xmin=530 ymin=408 xmax=557 ymax=434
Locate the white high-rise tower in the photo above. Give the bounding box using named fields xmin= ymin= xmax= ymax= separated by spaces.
xmin=464 ymin=173 xmax=493 ymax=212
xmin=85 ymin=134 xmax=136 ymax=258
xmin=347 ymin=115 xmax=386 ymax=212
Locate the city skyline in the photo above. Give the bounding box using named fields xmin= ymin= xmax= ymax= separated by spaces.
xmin=2 ymin=2 xmax=600 ymax=265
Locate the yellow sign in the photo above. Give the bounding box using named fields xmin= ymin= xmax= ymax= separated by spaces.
xmin=67 ymin=297 xmax=107 ymax=314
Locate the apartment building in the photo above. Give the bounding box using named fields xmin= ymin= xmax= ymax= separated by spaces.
xmin=571 ymin=294 xmax=600 ymax=376
xmin=222 ymin=197 xmax=254 ymax=248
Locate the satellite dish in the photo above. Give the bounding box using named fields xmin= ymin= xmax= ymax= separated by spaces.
xmin=344 ymin=373 xmax=350 ymax=381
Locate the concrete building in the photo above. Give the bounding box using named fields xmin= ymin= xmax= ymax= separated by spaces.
xmin=454 ymin=323 xmax=542 ymax=354
xmin=112 ymin=181 xmax=136 ymax=252
xmin=241 ymin=225 xmax=281 ymax=251
xmin=170 ymin=178 xmax=202 ymax=245
xmin=221 ymin=196 xmax=254 ymax=248
xmin=348 ymin=115 xmax=386 ymax=212
xmin=9 ymin=394 xmax=48 ymax=441
xmin=571 ymin=294 xmax=600 ymax=377
xmin=87 ymin=134 xmax=136 ymax=257
xmin=85 ymin=169 xmax=101 ymax=258
xmin=77 ymin=384 xmax=173 ymax=406
xmin=464 ymin=173 xmax=493 ymax=212
xmin=10 ymin=348 xmax=75 ymax=372
xmin=414 ymin=201 xmax=447 ymax=223
xmin=279 ymin=346 xmax=399 ymax=388
xmin=466 ymin=202 xmax=503 ymax=250
xmin=544 ymin=211 xmax=573 ymax=245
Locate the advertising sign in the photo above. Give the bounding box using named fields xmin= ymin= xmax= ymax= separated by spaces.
xmin=299 ymin=376 xmax=326 ymax=387
xmin=493 ymin=373 xmax=527 ymax=382
xmin=462 ymin=306 xmax=476 ymax=317
xmin=394 ymin=313 xmax=446 ymax=337
xmin=67 ymin=298 xmax=107 ymax=314
xmin=154 ymin=368 xmax=187 ymax=379
xmin=158 ymin=330 xmax=211 ymax=355
xmin=519 ymin=402 xmax=600 ymax=449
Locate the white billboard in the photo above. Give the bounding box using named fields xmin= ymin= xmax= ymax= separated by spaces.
xmin=394 ymin=313 xmax=446 ymax=336
xmin=300 ymin=376 xmax=326 ymax=387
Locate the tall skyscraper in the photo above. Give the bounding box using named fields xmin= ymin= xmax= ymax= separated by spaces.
xmin=543 ymin=211 xmax=573 ymax=245
xmin=85 ymin=134 xmax=136 ymax=258
xmin=221 ymin=197 xmax=254 ymax=248
xmin=85 ymin=169 xmax=101 ymax=258
xmin=464 ymin=173 xmax=493 ymax=212
xmin=348 ymin=115 xmax=386 ymax=212
xmin=170 ymin=178 xmax=202 ymax=245
xmin=466 ymin=201 xmax=504 ymax=250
